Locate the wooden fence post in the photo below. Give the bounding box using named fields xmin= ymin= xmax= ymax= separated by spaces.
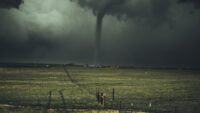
xmin=119 ymin=101 xmax=122 ymax=113
xmin=47 ymin=91 xmax=52 ymax=109
xmin=174 ymin=106 xmax=177 ymax=113
xmin=59 ymin=90 xmax=66 ymax=108
xmin=131 ymin=103 xmax=133 ymax=112
xmin=112 ymin=88 xmax=115 ymax=101
xmin=96 ymin=88 xmax=100 ymax=103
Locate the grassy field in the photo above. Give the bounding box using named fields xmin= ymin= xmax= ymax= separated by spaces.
xmin=0 ymin=66 xmax=200 ymax=113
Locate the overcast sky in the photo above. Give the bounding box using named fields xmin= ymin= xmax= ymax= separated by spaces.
xmin=0 ymin=0 xmax=200 ymax=67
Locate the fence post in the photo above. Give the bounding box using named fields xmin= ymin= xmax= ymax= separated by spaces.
xmin=112 ymin=88 xmax=115 ymax=101
xmin=119 ymin=101 xmax=122 ymax=113
xmin=45 ymin=91 xmax=52 ymax=113
xmin=71 ymin=99 xmax=75 ymax=112
xmin=96 ymin=88 xmax=100 ymax=103
xmin=174 ymin=106 xmax=177 ymax=113
xmin=59 ymin=90 xmax=66 ymax=109
xmin=131 ymin=103 xmax=133 ymax=112
xmin=47 ymin=91 xmax=52 ymax=109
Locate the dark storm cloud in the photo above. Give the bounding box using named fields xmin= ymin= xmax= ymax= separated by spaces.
xmin=0 ymin=0 xmax=23 ymax=9
xmin=0 ymin=0 xmax=200 ymax=68
xmin=0 ymin=34 xmax=54 ymax=59
xmin=178 ymin=0 xmax=200 ymax=8
xmin=72 ymin=0 xmax=172 ymax=26
xmin=0 ymin=0 xmax=95 ymax=63
xmin=72 ymin=0 xmax=174 ymax=65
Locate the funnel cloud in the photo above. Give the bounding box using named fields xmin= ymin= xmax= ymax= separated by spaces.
xmin=71 ymin=0 xmax=126 ymax=65
xmin=94 ymin=0 xmax=124 ymax=65
xmin=72 ymin=0 xmax=174 ymax=65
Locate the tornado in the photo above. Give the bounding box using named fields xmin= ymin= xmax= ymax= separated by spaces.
xmin=94 ymin=12 xmax=105 ymax=65
xmin=71 ymin=0 xmax=124 ymax=66
xmin=94 ymin=0 xmax=124 ymax=66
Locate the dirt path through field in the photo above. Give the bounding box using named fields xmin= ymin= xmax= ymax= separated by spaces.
xmin=63 ymin=66 xmax=94 ymax=96
xmin=0 ymin=104 xmax=16 ymax=108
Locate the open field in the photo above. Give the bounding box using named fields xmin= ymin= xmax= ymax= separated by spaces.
xmin=0 ymin=66 xmax=200 ymax=113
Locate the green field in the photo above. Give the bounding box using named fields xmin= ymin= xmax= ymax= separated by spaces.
xmin=0 ymin=67 xmax=200 ymax=113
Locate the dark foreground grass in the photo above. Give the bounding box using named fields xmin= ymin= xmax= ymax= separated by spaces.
xmin=0 ymin=67 xmax=200 ymax=113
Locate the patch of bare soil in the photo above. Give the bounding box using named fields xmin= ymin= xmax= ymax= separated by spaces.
xmin=0 ymin=104 xmax=16 ymax=109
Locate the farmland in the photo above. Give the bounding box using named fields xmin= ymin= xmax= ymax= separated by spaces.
xmin=0 ymin=66 xmax=200 ymax=113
